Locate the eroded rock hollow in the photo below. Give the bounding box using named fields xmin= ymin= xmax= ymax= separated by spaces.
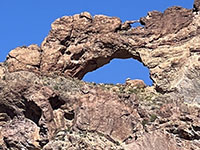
xmin=0 ymin=1 xmax=200 ymax=149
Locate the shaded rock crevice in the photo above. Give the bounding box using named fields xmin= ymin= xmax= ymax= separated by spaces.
xmin=23 ymin=98 xmax=42 ymax=126
xmin=0 ymin=104 xmax=16 ymax=120
xmin=49 ymin=95 xmax=65 ymax=110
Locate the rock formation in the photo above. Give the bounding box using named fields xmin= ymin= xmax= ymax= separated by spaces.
xmin=1 ymin=1 xmax=200 ymax=149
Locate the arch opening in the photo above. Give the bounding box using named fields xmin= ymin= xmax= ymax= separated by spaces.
xmin=83 ymin=58 xmax=153 ymax=86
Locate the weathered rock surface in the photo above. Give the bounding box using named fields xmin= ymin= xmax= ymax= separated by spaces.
xmin=6 ymin=4 xmax=200 ymax=99
xmin=194 ymin=0 xmax=200 ymax=12
xmin=1 ymin=0 xmax=200 ymax=149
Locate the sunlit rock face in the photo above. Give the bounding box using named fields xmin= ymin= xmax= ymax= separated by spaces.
xmin=1 ymin=1 xmax=200 ymax=149
xmin=6 ymin=6 xmax=200 ymax=98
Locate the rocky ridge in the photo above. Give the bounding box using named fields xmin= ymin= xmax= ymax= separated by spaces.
xmin=0 ymin=1 xmax=200 ymax=150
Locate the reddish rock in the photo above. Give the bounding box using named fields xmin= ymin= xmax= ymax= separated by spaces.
xmin=75 ymin=87 xmax=140 ymax=141
xmin=1 ymin=1 xmax=200 ymax=149
xmin=125 ymin=132 xmax=183 ymax=150
xmin=126 ymin=79 xmax=146 ymax=88
xmin=194 ymin=0 xmax=200 ymax=12
xmin=1 ymin=117 xmax=41 ymax=150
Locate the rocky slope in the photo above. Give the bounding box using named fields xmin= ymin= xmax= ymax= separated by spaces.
xmin=0 ymin=1 xmax=200 ymax=150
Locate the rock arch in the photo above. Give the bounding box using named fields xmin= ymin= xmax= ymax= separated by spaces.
xmin=6 ymin=9 xmax=200 ymax=99
xmin=1 ymin=2 xmax=200 ymax=149
xmin=83 ymin=58 xmax=153 ymax=85
xmin=73 ymin=49 xmax=142 ymax=80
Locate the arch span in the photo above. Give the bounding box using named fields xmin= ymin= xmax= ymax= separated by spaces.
xmin=83 ymin=58 xmax=153 ymax=86
xmin=76 ymin=49 xmax=142 ymax=80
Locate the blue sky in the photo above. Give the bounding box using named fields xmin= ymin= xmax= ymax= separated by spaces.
xmin=0 ymin=0 xmax=193 ymax=85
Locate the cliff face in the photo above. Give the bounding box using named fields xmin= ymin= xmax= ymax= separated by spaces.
xmin=0 ymin=1 xmax=200 ymax=150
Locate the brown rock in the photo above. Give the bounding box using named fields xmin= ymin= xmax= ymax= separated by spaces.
xmin=126 ymin=79 xmax=146 ymax=88
xmin=0 ymin=64 xmax=5 ymax=80
xmin=23 ymin=85 xmax=57 ymax=139
xmin=194 ymin=0 xmax=200 ymax=12
xmin=1 ymin=117 xmax=41 ymax=150
xmin=0 ymin=70 xmax=200 ymax=149
xmin=43 ymin=129 xmax=124 ymax=150
xmin=1 ymin=1 xmax=200 ymax=149
xmin=75 ymin=87 xmax=140 ymax=142
xmin=5 ymin=8 xmax=199 ymax=101
xmin=125 ymin=132 xmax=183 ymax=150
xmin=140 ymin=7 xmax=193 ymax=36
xmin=121 ymin=20 xmax=138 ymax=30
xmin=6 ymin=45 xmax=41 ymax=73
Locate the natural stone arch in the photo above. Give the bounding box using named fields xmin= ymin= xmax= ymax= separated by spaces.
xmin=1 ymin=2 xmax=200 ymax=149
xmin=75 ymin=49 xmax=142 ymax=80
xmin=83 ymin=57 xmax=153 ymax=85
xmin=6 ymin=9 xmax=200 ymax=102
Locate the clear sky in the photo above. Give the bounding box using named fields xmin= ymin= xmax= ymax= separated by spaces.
xmin=0 ymin=0 xmax=193 ymax=85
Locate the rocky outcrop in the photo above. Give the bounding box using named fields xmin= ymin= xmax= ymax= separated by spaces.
xmin=1 ymin=0 xmax=200 ymax=149
xmin=6 ymin=6 xmax=200 ymax=100
xmin=194 ymin=0 xmax=200 ymax=12
xmin=1 ymin=70 xmax=200 ymax=150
